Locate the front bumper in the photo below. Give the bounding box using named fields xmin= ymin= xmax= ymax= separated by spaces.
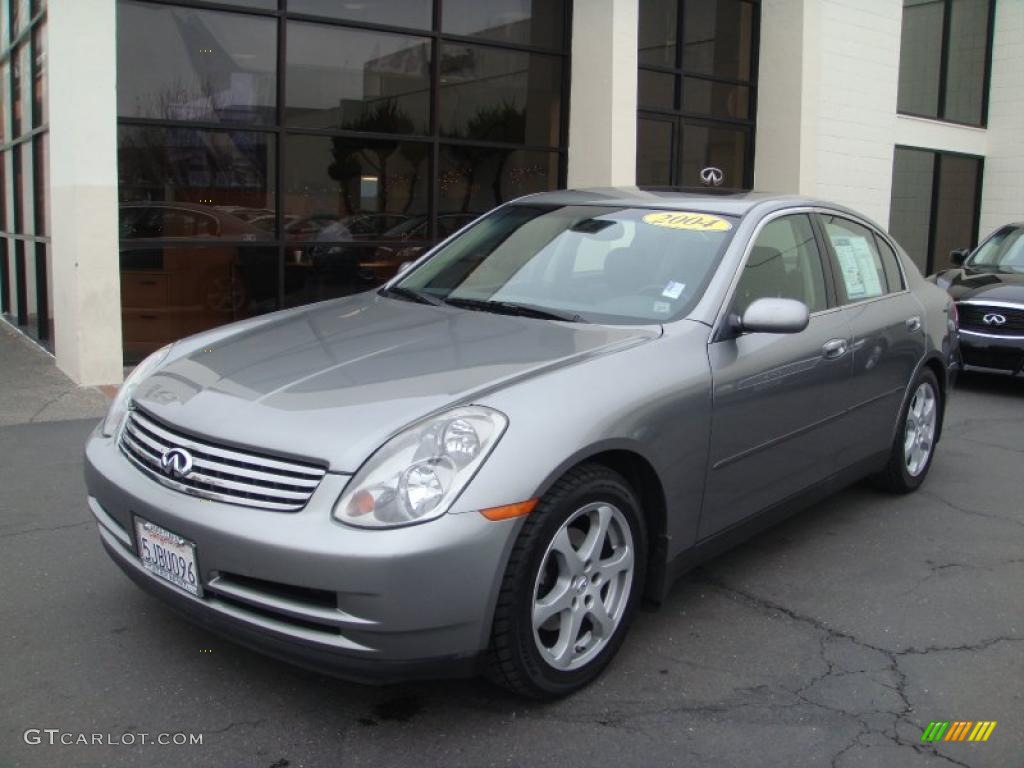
xmin=85 ymin=427 xmax=521 ymax=683
xmin=958 ymin=329 xmax=1024 ymax=374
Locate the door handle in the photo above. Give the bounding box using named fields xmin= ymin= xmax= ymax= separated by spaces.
xmin=906 ymin=316 xmax=922 ymax=333
xmin=822 ymin=338 xmax=848 ymax=359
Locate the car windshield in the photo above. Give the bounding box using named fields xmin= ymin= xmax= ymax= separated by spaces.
xmin=967 ymin=226 xmax=1024 ymax=273
xmin=392 ymin=204 xmax=738 ymax=324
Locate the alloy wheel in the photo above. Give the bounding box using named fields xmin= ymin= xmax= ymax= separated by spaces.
xmin=531 ymin=502 xmax=635 ymax=671
xmin=904 ymin=382 xmax=937 ymax=477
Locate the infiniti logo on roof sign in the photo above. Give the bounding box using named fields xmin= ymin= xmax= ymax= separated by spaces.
xmin=160 ymin=447 xmax=193 ymax=480
xmin=700 ymin=166 xmax=724 ymax=187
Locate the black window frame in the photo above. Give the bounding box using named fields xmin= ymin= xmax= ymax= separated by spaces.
xmin=896 ymin=0 xmax=997 ymax=128
xmin=0 ymin=0 xmax=49 ymax=345
xmin=636 ymin=0 xmax=761 ymax=190
xmin=114 ymin=0 xmax=571 ymax=361
xmin=889 ymin=144 xmax=985 ymax=275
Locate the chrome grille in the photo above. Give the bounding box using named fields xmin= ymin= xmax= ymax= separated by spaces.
xmin=957 ymin=302 xmax=1024 ymax=335
xmin=119 ymin=409 xmax=326 ymax=512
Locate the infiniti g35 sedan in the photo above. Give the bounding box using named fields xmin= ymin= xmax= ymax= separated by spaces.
xmin=85 ymin=189 xmax=959 ymax=698
xmin=931 ymin=222 xmax=1024 ymax=375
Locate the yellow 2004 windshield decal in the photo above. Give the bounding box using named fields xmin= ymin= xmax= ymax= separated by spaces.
xmin=642 ymin=211 xmax=733 ymax=232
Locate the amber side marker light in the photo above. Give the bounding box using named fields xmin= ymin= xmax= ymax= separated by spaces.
xmin=480 ymin=499 xmax=538 ymax=521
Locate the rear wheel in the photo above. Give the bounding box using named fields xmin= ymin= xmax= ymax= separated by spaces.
xmin=875 ymin=368 xmax=941 ymax=493
xmin=486 ymin=464 xmax=646 ymax=698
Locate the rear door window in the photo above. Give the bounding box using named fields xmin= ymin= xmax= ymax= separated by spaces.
xmin=820 ymin=216 xmax=890 ymax=302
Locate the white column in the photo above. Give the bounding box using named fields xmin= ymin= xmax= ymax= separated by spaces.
xmin=753 ymin=0 xmax=821 ymax=195
xmin=567 ymin=0 xmax=638 ymax=188
xmin=979 ymin=0 xmax=1024 ymax=238
xmin=49 ymin=0 xmax=123 ymax=385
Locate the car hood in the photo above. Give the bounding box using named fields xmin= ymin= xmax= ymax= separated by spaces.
xmin=933 ymin=267 xmax=1024 ymax=303
xmin=132 ymin=293 xmax=661 ymax=471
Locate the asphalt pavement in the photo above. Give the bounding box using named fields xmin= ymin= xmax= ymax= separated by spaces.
xmin=1 ymin=325 xmax=1021 ymax=768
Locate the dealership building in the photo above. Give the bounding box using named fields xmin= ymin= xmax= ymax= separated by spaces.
xmin=0 ymin=0 xmax=1021 ymax=384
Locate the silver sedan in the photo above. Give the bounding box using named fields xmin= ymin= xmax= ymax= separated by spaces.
xmin=85 ymin=189 xmax=960 ymax=698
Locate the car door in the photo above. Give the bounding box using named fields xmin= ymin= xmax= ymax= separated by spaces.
xmin=815 ymin=213 xmax=927 ymax=468
xmin=700 ymin=212 xmax=853 ymax=539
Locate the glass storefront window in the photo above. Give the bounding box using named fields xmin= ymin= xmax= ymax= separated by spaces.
xmin=439 ymin=43 xmax=561 ymax=147
xmin=283 ymin=134 xmax=430 ymax=240
xmin=637 ymin=0 xmax=758 ymax=189
xmin=117 ymin=1 xmax=277 ymax=125
xmin=287 ymin=0 xmax=433 ymax=31
xmin=120 ymin=243 xmax=279 ymax=361
xmin=32 ymin=23 xmax=45 ymax=128
xmin=438 ymin=145 xmax=556 ymax=213
xmin=682 ymin=77 xmax=750 ymax=120
xmin=889 ymin=148 xmax=935 ymax=274
xmin=0 ymin=9 xmax=48 ymax=343
xmin=111 ymin=0 xmax=566 ymax=362
xmin=118 ymin=126 xmax=276 ymax=239
xmin=286 ymin=23 xmax=431 ymax=134
xmin=638 ymin=70 xmax=674 ymax=111
xmin=897 ymin=0 xmax=993 ymax=126
xmin=11 ymin=42 xmax=28 ymax=137
xmin=33 ymin=132 xmax=46 ymax=235
xmin=636 ymin=119 xmax=673 ymax=186
xmin=638 ymin=0 xmax=678 ymax=68
xmin=18 ymin=141 xmax=32 ymax=235
xmin=682 ymin=0 xmax=754 ymax=81
xmin=11 ymin=0 xmax=30 ymax=37
xmin=441 ymin=0 xmax=565 ymax=50
xmin=678 ymin=122 xmax=748 ymax=189
xmin=888 ymin=147 xmax=983 ymax=274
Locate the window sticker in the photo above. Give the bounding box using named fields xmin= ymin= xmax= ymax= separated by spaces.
xmin=653 ymin=301 xmax=672 ymax=314
xmin=831 ymin=235 xmax=883 ymax=300
xmin=662 ymin=281 xmax=686 ymax=299
xmin=642 ymin=211 xmax=733 ymax=232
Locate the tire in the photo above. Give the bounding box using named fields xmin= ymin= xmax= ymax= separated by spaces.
xmin=486 ymin=463 xmax=647 ymax=699
xmin=874 ymin=368 xmax=942 ymax=493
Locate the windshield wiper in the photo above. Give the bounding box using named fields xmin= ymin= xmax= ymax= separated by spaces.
xmin=380 ymin=285 xmax=443 ymax=306
xmin=443 ymin=297 xmax=584 ymax=323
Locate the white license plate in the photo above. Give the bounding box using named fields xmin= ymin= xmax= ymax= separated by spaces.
xmin=134 ymin=517 xmax=201 ymax=597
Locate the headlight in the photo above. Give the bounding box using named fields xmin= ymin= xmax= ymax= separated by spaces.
xmin=334 ymin=406 xmax=507 ymax=529
xmin=101 ymin=344 xmax=173 ymax=437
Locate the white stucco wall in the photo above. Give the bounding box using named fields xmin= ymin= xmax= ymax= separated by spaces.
xmin=979 ymin=0 xmax=1024 ymax=238
xmin=757 ymin=0 xmax=902 ymax=227
xmin=49 ymin=0 xmax=122 ymax=385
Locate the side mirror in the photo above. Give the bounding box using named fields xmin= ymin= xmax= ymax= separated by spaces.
xmin=738 ymin=298 xmax=810 ymax=335
xmin=950 ymin=248 xmax=969 ymax=266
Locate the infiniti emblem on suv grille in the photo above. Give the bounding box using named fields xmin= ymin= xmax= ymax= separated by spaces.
xmin=983 ymin=313 xmax=1007 ymax=326
xmin=160 ymin=447 xmax=194 ymax=479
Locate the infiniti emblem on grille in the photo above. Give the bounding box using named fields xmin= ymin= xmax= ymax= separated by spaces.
xmin=700 ymin=166 xmax=724 ymax=187
xmin=160 ymin=447 xmax=193 ymax=479
xmin=983 ymin=313 xmax=1007 ymax=326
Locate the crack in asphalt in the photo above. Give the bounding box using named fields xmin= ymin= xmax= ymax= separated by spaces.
xmin=0 ymin=520 xmax=92 ymax=540
xmin=674 ymin=576 xmax=1019 ymax=768
xmin=898 ymin=557 xmax=1024 ymax=597
xmin=918 ymin=488 xmax=1024 ymax=529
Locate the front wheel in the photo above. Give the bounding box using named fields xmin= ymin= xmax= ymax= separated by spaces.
xmin=875 ymin=368 xmax=942 ymax=493
xmin=486 ymin=464 xmax=646 ymax=698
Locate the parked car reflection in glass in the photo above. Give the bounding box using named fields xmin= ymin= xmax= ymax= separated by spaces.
xmin=119 ymin=202 xmax=277 ymax=362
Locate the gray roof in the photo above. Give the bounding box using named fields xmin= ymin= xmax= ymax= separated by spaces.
xmin=513 ymin=187 xmax=831 ymax=218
